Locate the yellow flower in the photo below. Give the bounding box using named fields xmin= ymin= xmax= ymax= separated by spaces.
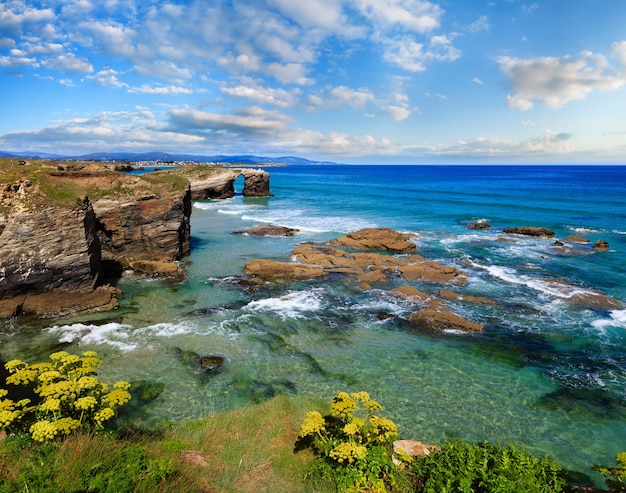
xmin=49 ymin=351 xmax=69 ymax=362
xmin=343 ymin=422 xmax=360 ymax=436
xmin=299 ymin=411 xmax=326 ymax=437
xmin=40 ymin=398 xmax=61 ymax=413
xmin=330 ymin=392 xmax=357 ymax=418
xmin=81 ymin=351 xmax=98 ymax=358
xmin=350 ymin=391 xmax=370 ymax=403
xmin=38 ymin=370 xmax=62 ymax=383
xmin=0 ymin=409 xmax=18 ymax=428
xmin=77 ymin=376 xmax=99 ymax=390
xmin=55 ymin=417 xmax=80 ymax=435
xmin=30 ymin=420 xmax=59 ymax=442
xmin=0 ymin=389 xmax=8 ymax=399
xmin=101 ymin=389 xmax=131 ymax=407
xmin=6 ymin=368 xmax=38 ymax=385
xmin=369 ymin=416 xmax=398 ymax=440
xmin=75 ymin=396 xmax=97 ymax=411
xmin=113 ymin=381 xmax=131 ymax=390
xmin=329 ymin=442 xmax=368 ymax=464
xmin=4 ymin=360 xmax=26 ymax=372
xmin=363 ymin=399 xmax=383 ymax=412
xmin=94 ymin=407 xmax=115 ymax=424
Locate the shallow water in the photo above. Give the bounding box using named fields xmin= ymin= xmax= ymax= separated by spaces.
xmin=1 ymin=165 xmax=625 ymax=485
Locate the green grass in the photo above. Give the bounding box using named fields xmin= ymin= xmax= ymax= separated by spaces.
xmin=0 ymin=394 xmax=333 ymax=493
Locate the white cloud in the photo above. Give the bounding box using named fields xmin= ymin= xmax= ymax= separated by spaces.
xmin=89 ymin=68 xmax=128 ymax=88
xmin=472 ymin=77 xmax=483 ymax=85
xmin=384 ymin=34 xmax=460 ymax=72
xmin=169 ymin=106 xmax=292 ymax=135
xmin=386 ymin=105 xmax=412 ymax=121
xmin=129 ymin=84 xmax=193 ymax=95
xmin=353 ymin=0 xmax=443 ymax=33
xmin=264 ymin=62 xmax=313 ymax=85
xmin=43 ymin=53 xmax=93 ymax=73
xmin=217 ymin=53 xmax=262 ymax=73
xmin=468 ymin=15 xmax=490 ymax=33
xmin=329 ymin=85 xmax=376 ymax=108
xmin=499 ymin=49 xmax=626 ymax=110
xmin=221 ymin=81 xmax=299 ymax=108
xmin=134 ymin=60 xmax=192 ymax=82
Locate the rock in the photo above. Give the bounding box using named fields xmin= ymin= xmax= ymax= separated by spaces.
xmin=503 ymin=227 xmax=555 ymax=238
xmin=543 ymin=280 xmax=623 ymax=310
xmin=394 ymin=439 xmax=440 ymax=458
xmin=554 ymin=240 xmax=564 ymax=247
xmin=200 ymin=355 xmax=225 ymax=374
xmin=389 ymin=286 xmax=431 ymax=301
xmin=593 ymin=240 xmax=609 ymax=251
xmin=466 ymin=221 xmax=491 ymax=230
xmin=243 ymin=259 xmax=324 ymax=281
xmin=241 ymin=168 xmax=271 ymax=197
xmin=438 ymin=289 xmax=496 ymax=305
xmin=409 ymin=307 xmax=484 ymax=332
xmin=399 ymin=260 xmax=467 ymax=285
xmin=232 ymin=224 xmax=299 ymax=237
xmin=331 ymin=227 xmax=417 ymax=253
xmin=566 ymin=235 xmax=590 ymax=244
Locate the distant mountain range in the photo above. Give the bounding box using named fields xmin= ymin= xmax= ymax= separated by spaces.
xmin=0 ymin=150 xmax=336 ymax=166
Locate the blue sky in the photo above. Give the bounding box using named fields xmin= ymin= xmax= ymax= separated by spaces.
xmin=1 ymin=0 xmax=626 ymax=163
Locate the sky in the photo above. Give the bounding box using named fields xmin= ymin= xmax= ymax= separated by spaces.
xmin=1 ymin=1 xmax=626 ymax=163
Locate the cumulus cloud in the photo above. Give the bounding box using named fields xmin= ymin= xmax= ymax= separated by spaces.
xmin=499 ymin=47 xmax=626 ymax=110
xmin=221 ymin=81 xmax=299 ymax=107
xmin=353 ymin=0 xmax=443 ymax=33
xmin=384 ymin=34 xmax=460 ymax=72
xmin=43 ymin=53 xmax=93 ymax=73
xmin=129 ymin=84 xmax=193 ymax=95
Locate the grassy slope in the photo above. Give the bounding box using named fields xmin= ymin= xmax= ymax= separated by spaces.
xmin=0 ymin=394 xmax=333 ymax=493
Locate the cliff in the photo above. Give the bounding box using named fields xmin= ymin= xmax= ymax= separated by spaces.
xmin=0 ymin=159 xmax=270 ymax=318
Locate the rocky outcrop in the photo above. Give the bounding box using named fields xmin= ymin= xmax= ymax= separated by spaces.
xmin=233 ymin=225 xmax=299 ymax=237
xmin=503 ymin=227 xmax=555 ymax=238
xmin=0 ymin=160 xmax=193 ymax=317
xmin=408 ymin=307 xmax=484 ymax=332
xmin=593 ymin=240 xmax=609 ymax=251
xmin=331 ymin=228 xmax=417 ymax=253
xmin=182 ymin=167 xmax=271 ymax=200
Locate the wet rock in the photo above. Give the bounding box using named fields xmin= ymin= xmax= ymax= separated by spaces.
xmin=243 ymin=259 xmax=324 ymax=281
xmin=565 ymin=235 xmax=590 ymax=244
xmin=200 ymin=355 xmax=225 ymax=373
xmin=409 ymin=307 xmax=484 ymax=332
xmin=175 ymin=348 xmax=225 ymax=376
xmin=232 ymin=224 xmax=299 ymax=237
xmin=438 ymin=289 xmax=496 ymax=305
xmin=466 ymin=221 xmax=491 ymax=230
xmin=503 ymin=227 xmax=555 ymax=238
xmin=330 ymin=227 xmax=417 ymax=253
xmin=593 ymin=240 xmax=609 ymax=251
xmin=554 ymin=240 xmax=565 ymax=247
xmin=399 ymin=260 xmax=467 ymax=285
xmin=543 ymin=280 xmax=623 ymax=309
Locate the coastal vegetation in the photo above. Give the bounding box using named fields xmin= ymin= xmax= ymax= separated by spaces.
xmin=0 ymin=354 xmax=618 ymax=492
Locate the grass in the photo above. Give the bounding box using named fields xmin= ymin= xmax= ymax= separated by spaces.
xmin=0 ymin=394 xmax=334 ymax=493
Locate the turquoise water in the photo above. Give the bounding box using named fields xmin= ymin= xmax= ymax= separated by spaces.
xmin=2 ymin=165 xmax=626 ymax=485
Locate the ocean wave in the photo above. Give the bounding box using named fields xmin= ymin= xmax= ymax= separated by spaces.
xmin=245 ymin=289 xmax=324 ymax=320
xmin=46 ymin=322 xmax=138 ymax=352
xmin=591 ymin=309 xmax=626 ymax=331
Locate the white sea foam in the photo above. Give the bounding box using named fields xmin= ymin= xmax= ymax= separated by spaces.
xmin=613 ymin=230 xmax=626 ymax=235
xmin=245 ymin=289 xmax=323 ymax=320
xmin=46 ymin=323 xmax=138 ymax=352
xmin=568 ymin=226 xmax=602 ymax=234
xmin=241 ymin=211 xmax=376 ymax=234
xmin=591 ymin=309 xmax=626 ymax=331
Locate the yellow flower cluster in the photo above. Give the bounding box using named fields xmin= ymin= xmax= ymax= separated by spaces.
xmin=1 ymin=350 xmax=132 ymax=440
xmin=329 ymin=442 xmax=368 ymax=464
xmin=330 ymin=392 xmax=357 ymax=418
xmin=343 ymin=422 xmax=360 ymax=436
xmin=369 ymin=416 xmax=398 ymax=440
xmin=101 ymin=389 xmax=131 ymax=408
xmin=30 ymin=420 xmax=58 ymax=442
xmin=75 ymin=396 xmax=97 ymax=411
xmin=94 ymin=407 xmax=115 ymax=425
xmin=299 ymin=411 xmax=326 ymax=437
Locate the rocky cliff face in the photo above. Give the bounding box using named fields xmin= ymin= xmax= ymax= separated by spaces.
xmin=0 ymin=161 xmax=271 ymax=318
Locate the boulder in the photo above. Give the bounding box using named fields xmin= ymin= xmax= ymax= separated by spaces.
xmin=503 ymin=227 xmax=555 ymax=238
xmin=466 ymin=221 xmax=491 ymax=230
xmin=243 ymin=259 xmax=324 ymax=281
xmin=399 ymin=260 xmax=467 ymax=285
xmin=543 ymin=280 xmax=623 ymax=310
xmin=232 ymin=225 xmax=299 ymax=237
xmin=241 ymin=169 xmax=271 ymax=197
xmin=409 ymin=307 xmax=484 ymax=332
xmin=565 ymin=235 xmax=590 ymax=244
xmin=331 ymin=228 xmax=417 ymax=253
xmin=593 ymin=240 xmax=609 ymax=251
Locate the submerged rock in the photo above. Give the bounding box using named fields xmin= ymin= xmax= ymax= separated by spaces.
xmin=232 ymin=224 xmax=299 ymax=237
xmin=408 ymin=307 xmax=484 ymax=332
xmin=175 ymin=348 xmax=225 ymax=376
xmin=503 ymin=227 xmax=555 ymax=238
xmin=565 ymin=235 xmax=590 ymax=244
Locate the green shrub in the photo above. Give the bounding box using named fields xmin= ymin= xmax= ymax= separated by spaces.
xmin=593 ymin=452 xmax=626 ymax=492
xmin=0 ymin=351 xmax=131 ymax=442
xmin=407 ymin=440 xmax=567 ymax=493
xmin=297 ymin=391 xmax=401 ymax=492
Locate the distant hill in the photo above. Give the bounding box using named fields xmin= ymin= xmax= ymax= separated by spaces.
xmin=0 ymin=150 xmax=335 ymax=166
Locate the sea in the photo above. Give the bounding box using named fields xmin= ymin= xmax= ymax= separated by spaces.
xmin=1 ymin=164 xmax=625 ymax=485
